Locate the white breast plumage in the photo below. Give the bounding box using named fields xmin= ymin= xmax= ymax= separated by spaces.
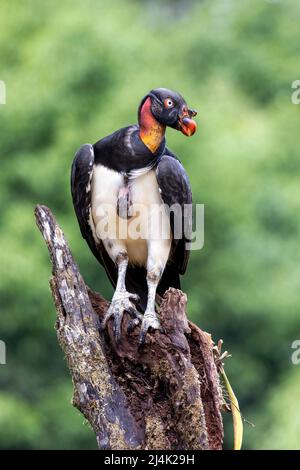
xmin=91 ymin=163 xmax=171 ymax=267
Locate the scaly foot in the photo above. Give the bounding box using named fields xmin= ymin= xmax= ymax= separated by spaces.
xmin=139 ymin=310 xmax=160 ymax=346
xmin=102 ymin=290 xmax=141 ymax=341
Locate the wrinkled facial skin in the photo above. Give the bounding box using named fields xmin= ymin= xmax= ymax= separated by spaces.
xmin=144 ymin=88 xmax=197 ymax=137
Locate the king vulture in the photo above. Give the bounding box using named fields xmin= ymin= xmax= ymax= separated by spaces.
xmin=71 ymin=88 xmax=197 ymax=344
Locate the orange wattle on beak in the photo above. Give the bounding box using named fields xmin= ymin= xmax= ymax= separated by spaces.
xmin=180 ymin=116 xmax=197 ymax=136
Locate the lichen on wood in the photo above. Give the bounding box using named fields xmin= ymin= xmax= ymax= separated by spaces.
xmin=35 ymin=204 xmax=224 ymax=450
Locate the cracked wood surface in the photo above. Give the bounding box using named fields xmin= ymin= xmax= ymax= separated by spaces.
xmin=35 ymin=204 xmax=224 ymax=450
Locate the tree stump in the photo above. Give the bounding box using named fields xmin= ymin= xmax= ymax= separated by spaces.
xmin=34 ymin=204 xmax=224 ymax=450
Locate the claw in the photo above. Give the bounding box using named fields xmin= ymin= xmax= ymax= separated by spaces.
xmin=113 ymin=310 xmax=123 ymax=342
xmin=129 ymin=293 xmax=140 ymax=303
xmin=138 ymin=311 xmax=160 ymax=346
xmin=101 ymin=290 xmax=140 ymax=341
xmin=127 ymin=317 xmax=141 ymax=333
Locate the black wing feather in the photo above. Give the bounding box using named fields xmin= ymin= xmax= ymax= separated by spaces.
xmin=156 ymin=153 xmax=192 ymax=279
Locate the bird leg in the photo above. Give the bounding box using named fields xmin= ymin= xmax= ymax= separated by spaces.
xmin=102 ymin=254 xmax=141 ymax=341
xmin=139 ymin=271 xmax=161 ymax=345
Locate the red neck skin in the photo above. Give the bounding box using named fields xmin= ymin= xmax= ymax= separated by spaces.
xmin=139 ymin=97 xmax=165 ymax=153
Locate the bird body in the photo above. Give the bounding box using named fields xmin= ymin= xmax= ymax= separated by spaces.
xmin=91 ymin=164 xmax=171 ymax=268
xmin=71 ymin=88 xmax=197 ymax=343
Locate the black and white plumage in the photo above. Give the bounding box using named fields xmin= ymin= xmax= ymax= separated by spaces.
xmin=71 ymin=88 xmax=197 ymax=343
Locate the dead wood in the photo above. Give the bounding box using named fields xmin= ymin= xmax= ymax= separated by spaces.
xmin=34 ymin=204 xmax=224 ymax=450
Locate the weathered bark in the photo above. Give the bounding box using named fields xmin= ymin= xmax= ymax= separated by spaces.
xmin=35 ymin=204 xmax=224 ymax=450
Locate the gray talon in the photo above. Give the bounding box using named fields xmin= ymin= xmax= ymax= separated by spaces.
xmin=127 ymin=317 xmax=141 ymax=333
xmin=129 ymin=293 xmax=140 ymax=302
xmin=138 ymin=310 xmax=160 ymax=346
xmin=102 ymin=290 xmax=140 ymax=340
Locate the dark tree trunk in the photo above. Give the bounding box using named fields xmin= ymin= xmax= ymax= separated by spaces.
xmin=34 ymin=204 xmax=224 ymax=450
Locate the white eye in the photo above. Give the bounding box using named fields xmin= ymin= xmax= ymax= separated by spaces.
xmin=164 ymin=98 xmax=174 ymax=108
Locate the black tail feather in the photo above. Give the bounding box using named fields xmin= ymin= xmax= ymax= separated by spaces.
xmin=157 ymin=263 xmax=181 ymax=299
xmin=125 ymin=262 xmax=180 ymax=313
xmin=125 ymin=265 xmax=148 ymax=313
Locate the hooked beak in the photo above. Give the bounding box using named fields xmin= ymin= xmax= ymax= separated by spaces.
xmin=178 ymin=108 xmax=197 ymax=137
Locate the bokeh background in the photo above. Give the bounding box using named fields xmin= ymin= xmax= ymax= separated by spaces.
xmin=1 ymin=0 xmax=300 ymax=450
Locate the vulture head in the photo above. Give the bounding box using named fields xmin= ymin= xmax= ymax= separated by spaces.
xmin=138 ymin=87 xmax=197 ymax=137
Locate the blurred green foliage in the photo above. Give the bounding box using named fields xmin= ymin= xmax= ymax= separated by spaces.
xmin=0 ymin=0 xmax=300 ymax=449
